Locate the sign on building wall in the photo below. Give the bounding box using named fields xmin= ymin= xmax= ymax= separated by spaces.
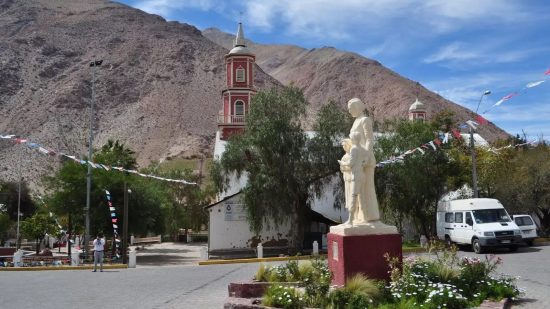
xmin=224 ymin=203 xmax=247 ymax=221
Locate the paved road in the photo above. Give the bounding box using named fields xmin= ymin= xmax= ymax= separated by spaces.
xmin=0 ymin=244 xmax=548 ymax=308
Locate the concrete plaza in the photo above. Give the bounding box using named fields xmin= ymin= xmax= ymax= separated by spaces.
xmin=0 ymin=243 xmax=548 ymax=308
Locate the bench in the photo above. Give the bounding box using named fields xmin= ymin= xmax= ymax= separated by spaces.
xmin=132 ymin=235 xmax=161 ymax=248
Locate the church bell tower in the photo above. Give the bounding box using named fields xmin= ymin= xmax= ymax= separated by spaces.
xmin=217 ymin=22 xmax=256 ymax=140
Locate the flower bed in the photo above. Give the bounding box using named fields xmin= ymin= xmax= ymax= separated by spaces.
xmin=229 ymin=242 xmax=522 ymax=309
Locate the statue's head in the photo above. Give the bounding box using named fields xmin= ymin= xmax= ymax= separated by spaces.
xmin=347 ymin=98 xmax=365 ymax=117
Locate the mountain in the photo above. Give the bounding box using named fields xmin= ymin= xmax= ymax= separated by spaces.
xmin=0 ymin=0 xmax=279 ymax=186
xmin=203 ymin=28 xmax=509 ymax=139
xmin=0 ymin=0 xmax=509 ymax=188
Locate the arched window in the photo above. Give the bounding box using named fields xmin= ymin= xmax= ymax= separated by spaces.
xmin=233 ymin=100 xmax=245 ymax=123
xmin=234 ymin=101 xmax=244 ymax=115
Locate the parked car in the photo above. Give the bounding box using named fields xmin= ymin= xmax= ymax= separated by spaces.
xmin=512 ymin=214 xmax=538 ymax=246
xmin=437 ymin=198 xmax=522 ymax=254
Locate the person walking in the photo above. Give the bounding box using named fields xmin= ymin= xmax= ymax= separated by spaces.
xmin=92 ymin=233 xmax=105 ymax=272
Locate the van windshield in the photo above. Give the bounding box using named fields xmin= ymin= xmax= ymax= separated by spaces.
xmin=472 ymin=209 xmax=511 ymax=224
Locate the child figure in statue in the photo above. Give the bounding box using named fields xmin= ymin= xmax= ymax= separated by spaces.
xmin=339 ymin=132 xmax=367 ymax=225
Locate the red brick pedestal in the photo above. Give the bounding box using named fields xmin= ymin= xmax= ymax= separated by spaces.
xmin=327 ymin=233 xmax=402 ymax=286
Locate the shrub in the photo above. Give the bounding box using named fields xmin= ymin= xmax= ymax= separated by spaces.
xmin=268 ymin=265 xmax=290 ymax=282
xmin=255 ymin=263 xmax=271 ymax=282
xmin=328 ymin=274 xmax=379 ymax=309
xmin=302 ymin=258 xmax=332 ymax=307
xmin=262 ymin=285 xmax=304 ymax=309
xmin=286 ymin=260 xmax=301 ymax=282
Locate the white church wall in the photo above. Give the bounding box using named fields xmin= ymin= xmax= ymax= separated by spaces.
xmin=208 ymin=193 xmax=292 ymax=252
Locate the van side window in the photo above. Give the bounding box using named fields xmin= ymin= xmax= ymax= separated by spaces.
xmin=445 ymin=212 xmax=454 ymax=223
xmin=455 ymin=212 xmax=463 ymax=223
xmin=465 ymin=212 xmax=472 ymax=224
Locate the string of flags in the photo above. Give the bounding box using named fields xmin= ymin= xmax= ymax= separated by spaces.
xmin=376 ymin=67 xmax=549 ymax=167
xmin=482 ymin=67 xmax=550 ymax=114
xmin=0 ymin=134 xmax=196 ymax=185
xmin=105 ymin=190 xmax=121 ymax=259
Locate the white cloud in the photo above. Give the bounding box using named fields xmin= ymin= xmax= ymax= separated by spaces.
xmin=424 ymin=42 xmax=549 ymax=66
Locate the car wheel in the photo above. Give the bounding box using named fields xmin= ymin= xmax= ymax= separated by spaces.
xmin=472 ymin=238 xmax=484 ymax=254
xmin=445 ymin=235 xmax=452 ymax=247
xmin=509 ymin=245 xmax=518 ymax=252
xmin=526 ymin=240 xmax=534 ymax=246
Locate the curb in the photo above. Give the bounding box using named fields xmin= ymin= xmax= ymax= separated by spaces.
xmin=199 ymin=255 xmax=326 ymax=265
xmin=0 ymin=264 xmax=128 ymax=271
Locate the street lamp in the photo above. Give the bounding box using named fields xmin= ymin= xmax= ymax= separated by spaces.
xmin=85 ymin=59 xmax=103 ymax=261
xmin=123 ymin=184 xmax=131 ymax=264
xmin=470 ymin=90 xmax=491 ymax=198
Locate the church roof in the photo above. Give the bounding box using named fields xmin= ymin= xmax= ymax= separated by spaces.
xmin=409 ymin=98 xmax=426 ymax=112
xmin=229 ymin=22 xmax=252 ymax=55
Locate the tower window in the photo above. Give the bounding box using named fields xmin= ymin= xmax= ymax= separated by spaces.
xmin=236 ymin=67 xmax=246 ymax=82
xmin=234 ymin=101 xmax=244 ymax=115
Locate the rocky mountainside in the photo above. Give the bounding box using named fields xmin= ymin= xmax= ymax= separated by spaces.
xmin=0 ymin=0 xmax=279 ymax=186
xmin=203 ymin=28 xmax=509 ymax=139
xmin=0 ymin=0 xmax=509 ymax=188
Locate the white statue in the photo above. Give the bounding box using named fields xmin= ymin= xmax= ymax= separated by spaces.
xmin=332 ymin=98 xmax=397 ymax=235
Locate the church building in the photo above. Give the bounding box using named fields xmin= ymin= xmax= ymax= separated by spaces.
xmin=205 ymin=23 xmax=343 ymax=258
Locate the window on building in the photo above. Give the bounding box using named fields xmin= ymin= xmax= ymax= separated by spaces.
xmin=445 ymin=212 xmax=454 ymax=223
xmin=236 ymin=67 xmax=246 ymax=82
xmin=234 ymin=101 xmax=244 ymax=115
xmin=455 ymin=212 xmax=463 ymax=223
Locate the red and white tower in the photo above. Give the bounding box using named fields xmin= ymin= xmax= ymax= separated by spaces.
xmin=217 ymin=22 xmax=256 ymax=140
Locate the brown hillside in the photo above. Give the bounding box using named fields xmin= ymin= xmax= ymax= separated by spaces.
xmin=0 ymin=0 xmax=280 ymax=186
xmin=203 ymin=28 xmax=509 ymax=139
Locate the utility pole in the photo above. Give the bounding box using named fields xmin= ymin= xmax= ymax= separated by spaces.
xmin=85 ymin=59 xmax=103 ymax=261
xmin=471 ymin=90 xmax=491 ymax=198
xmin=123 ymin=181 xmax=129 ymax=264
xmin=16 ymin=145 xmax=22 ymax=250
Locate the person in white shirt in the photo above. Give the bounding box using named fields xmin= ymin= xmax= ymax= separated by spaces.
xmin=93 ymin=233 xmax=105 ymax=272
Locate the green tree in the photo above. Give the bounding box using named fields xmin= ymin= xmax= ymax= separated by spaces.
xmin=20 ymin=212 xmax=58 ymax=254
xmin=0 ymin=180 xmax=36 ymax=221
xmin=493 ymin=144 xmax=550 ymax=234
xmin=0 ymin=212 xmax=12 ymax=245
xmin=374 ymin=119 xmax=467 ymax=236
xmin=44 ymin=140 xmax=169 ymax=239
xmin=211 ymin=87 xmax=350 ymax=250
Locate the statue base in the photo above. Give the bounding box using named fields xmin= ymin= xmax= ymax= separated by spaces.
xmin=329 ymin=220 xmax=398 ymax=236
xmin=327 ymin=230 xmax=401 ymax=285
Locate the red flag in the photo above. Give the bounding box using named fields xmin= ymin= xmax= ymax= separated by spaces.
xmin=452 ymin=129 xmax=462 ymax=139
xmin=544 ymin=68 xmax=550 ymax=75
xmin=475 ymin=115 xmax=488 ymax=125
xmin=434 ymin=138 xmax=442 ymax=146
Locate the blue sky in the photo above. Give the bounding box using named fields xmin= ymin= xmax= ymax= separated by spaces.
xmin=118 ymin=0 xmax=550 ymax=141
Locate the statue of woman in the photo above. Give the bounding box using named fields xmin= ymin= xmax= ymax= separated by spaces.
xmin=346 ymin=97 xmax=380 ymax=223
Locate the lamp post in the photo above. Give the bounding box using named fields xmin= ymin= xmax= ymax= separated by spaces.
xmin=15 ymin=145 xmax=23 ymax=250
xmin=470 ymin=90 xmax=491 ymax=198
xmin=85 ymin=59 xmax=103 ymax=261
xmin=122 ymin=183 xmax=131 ymax=264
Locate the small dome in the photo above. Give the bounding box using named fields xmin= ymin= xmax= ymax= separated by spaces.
xmin=409 ymin=98 xmax=426 ymax=111
xmin=228 ymin=46 xmax=252 ymax=55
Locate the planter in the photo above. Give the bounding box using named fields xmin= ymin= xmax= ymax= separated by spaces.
xmin=228 ymin=281 xmax=300 ymax=298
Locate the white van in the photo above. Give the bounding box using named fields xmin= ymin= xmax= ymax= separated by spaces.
xmin=437 ymin=198 xmax=522 ymax=254
xmin=512 ymin=214 xmax=538 ymax=246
